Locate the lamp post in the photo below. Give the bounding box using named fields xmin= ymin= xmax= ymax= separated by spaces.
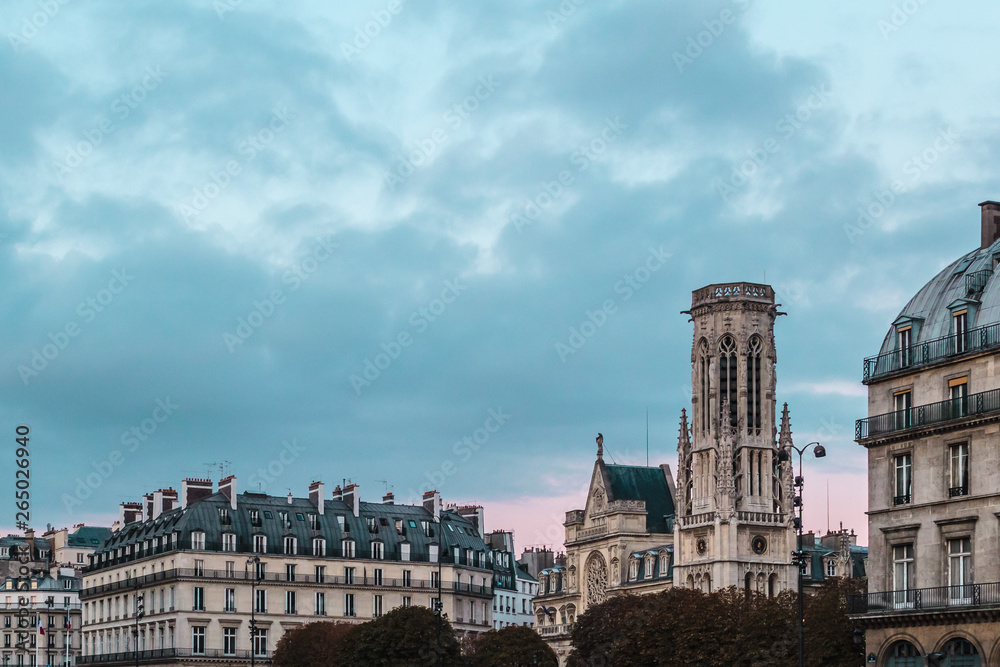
xmin=777 ymin=440 xmax=826 ymax=667
xmin=246 ymin=556 xmax=261 ymax=667
xmin=131 ymin=580 xmax=144 ymax=667
xmin=432 ymin=538 xmax=443 ymax=667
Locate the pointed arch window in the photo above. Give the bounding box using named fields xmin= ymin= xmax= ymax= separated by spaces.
xmin=719 ymin=336 xmax=738 ymax=429
xmin=698 ymin=340 xmax=710 ymax=435
xmin=746 ymin=336 xmax=762 ymax=435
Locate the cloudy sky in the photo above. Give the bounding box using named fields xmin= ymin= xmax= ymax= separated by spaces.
xmin=2 ymin=0 xmax=998 ymax=548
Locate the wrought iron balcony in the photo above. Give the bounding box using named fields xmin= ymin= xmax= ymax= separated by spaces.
xmin=892 ymin=494 xmax=910 ymax=506
xmin=862 ymin=321 xmax=1000 ymax=382
xmin=855 ymin=388 xmax=1000 ymax=441
xmin=848 ymin=581 xmax=1000 ymax=615
xmin=966 ymin=268 xmax=993 ymax=295
xmin=949 ymin=485 xmax=969 ymax=498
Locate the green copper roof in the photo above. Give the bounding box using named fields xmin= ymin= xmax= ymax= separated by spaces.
xmin=604 ymin=464 xmax=675 ymax=533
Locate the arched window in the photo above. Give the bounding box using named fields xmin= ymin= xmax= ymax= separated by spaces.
xmin=886 ymin=640 xmax=921 ymax=667
xmin=698 ymin=339 xmax=710 ymax=434
xmin=585 ymin=552 xmax=608 ymax=607
xmin=719 ymin=336 xmax=738 ymax=429
xmin=744 ymin=572 xmax=752 ymax=596
xmin=941 ymin=638 xmax=980 ymax=666
xmin=768 ymin=573 xmax=778 ymax=598
xmin=746 ymin=336 xmax=763 ymax=434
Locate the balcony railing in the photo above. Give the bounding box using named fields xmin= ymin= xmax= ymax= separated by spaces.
xmin=863 ymin=321 xmax=1000 ymax=382
xmin=949 ymin=485 xmax=969 ymax=498
xmin=855 ymin=389 xmax=1000 ymax=440
xmin=966 ymin=268 xmax=993 ymax=295
xmin=848 ymin=581 xmax=1000 ymax=615
xmin=537 ymin=623 xmax=574 ymax=637
xmin=78 ymin=648 xmax=270 ymax=664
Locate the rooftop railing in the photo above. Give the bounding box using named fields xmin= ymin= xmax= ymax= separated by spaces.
xmin=855 ymin=388 xmax=1000 ymax=441
xmin=848 ymin=581 xmax=1000 ymax=615
xmin=863 ymin=321 xmax=1000 ymax=382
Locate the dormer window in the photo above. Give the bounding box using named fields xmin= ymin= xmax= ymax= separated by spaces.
xmin=367 ymin=517 xmax=378 ymax=533
xmin=190 ymin=532 xmax=205 ymax=551
xmin=342 ymin=539 xmax=355 ymax=558
xmin=954 ymin=310 xmax=969 ymax=353
xmin=372 ymin=542 xmax=384 ymax=560
xmin=897 ymin=326 xmax=912 ymax=367
xmin=219 ymin=508 xmax=230 ymax=525
xmin=283 ymin=537 xmax=297 ymax=555
xmin=222 ymin=533 xmax=236 ymax=552
xmin=249 ymin=509 xmax=261 ymax=526
xmin=253 ymin=535 xmax=267 ymax=554
xmin=308 ymin=514 xmax=319 ymax=530
xmin=312 ymin=538 xmax=326 ymax=557
xmin=629 ymin=559 xmax=639 ymax=581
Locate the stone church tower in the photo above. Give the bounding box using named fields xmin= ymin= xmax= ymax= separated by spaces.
xmin=673 ymin=282 xmax=797 ymax=595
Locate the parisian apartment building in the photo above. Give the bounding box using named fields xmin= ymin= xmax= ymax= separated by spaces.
xmin=850 ymin=201 xmax=1000 ymax=666
xmin=76 ymin=477 xmax=501 ymax=665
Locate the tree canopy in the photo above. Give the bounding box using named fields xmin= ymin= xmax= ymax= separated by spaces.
xmin=272 ymin=621 xmax=354 ymax=667
xmin=468 ymin=625 xmax=559 ymax=667
xmin=339 ymin=605 xmax=462 ymax=667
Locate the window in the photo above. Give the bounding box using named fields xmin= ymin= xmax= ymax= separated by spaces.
xmin=190 ymin=532 xmax=205 ymax=550
xmin=372 ymin=542 xmax=384 ymax=560
xmin=225 ymin=561 xmax=236 ymax=578
xmin=223 ymin=627 xmax=236 ymax=656
xmin=345 ymin=567 xmax=355 ymax=585
xmin=285 ymin=591 xmax=296 ymax=614
xmin=898 ymin=326 xmax=912 ymax=367
xmin=431 ymin=571 xmax=439 ymax=589
xmin=628 ymin=559 xmax=638 ymax=581
xmin=191 ymin=627 xmax=205 ymax=655
xmin=219 ymin=507 xmax=230 ymax=524
xmin=249 ymin=509 xmax=261 ymax=526
xmin=949 ymin=378 xmax=969 ymax=419
xmin=892 ymin=544 xmax=914 ymax=606
xmin=826 ymin=560 xmax=837 ymax=577
xmin=192 ymin=587 xmax=204 ymax=611
xmin=894 ymin=391 xmax=912 ymax=430
xmin=402 ymin=570 xmax=412 ymax=587
xmin=253 ymin=629 xmax=267 ymax=657
xmin=344 ymin=594 xmax=355 ymax=617
xmin=342 ymin=540 xmax=355 ymax=558
xmin=429 ymin=544 xmax=439 ymax=563
xmin=954 ymin=310 xmax=969 ymax=353
xmin=254 ymin=589 xmax=267 ymax=614
xmin=374 ymin=568 xmax=383 ymax=586
xmin=224 ymin=588 xmax=235 ymax=612
xmin=256 ymin=561 xmax=267 ymax=580
xmin=222 ymin=533 xmax=236 ymax=552
xmin=949 ymin=538 xmax=972 ymax=602
xmin=315 ymin=592 xmax=326 ymax=615
xmin=286 ymin=564 xmax=296 ymax=582
xmin=401 ymin=543 xmax=411 ymax=561
xmin=746 ymin=336 xmax=762 ymax=435
xmin=402 ymin=596 xmax=411 ymax=608
xmin=313 ymin=538 xmax=326 ymax=557
xmin=950 ymin=442 xmax=970 ymax=496
xmin=373 ymin=594 xmax=383 ymax=617
xmin=253 ymin=535 xmax=267 ymax=554
xmin=284 ymin=537 xmax=297 ymax=555
xmin=315 ymin=565 xmax=326 ymax=584
xmin=194 ymin=559 xmax=205 ymax=576
xmin=308 ymin=513 xmax=319 ymax=530
xmin=894 ymin=453 xmax=912 ymax=505
xmin=719 ymin=336 xmax=738 ymax=428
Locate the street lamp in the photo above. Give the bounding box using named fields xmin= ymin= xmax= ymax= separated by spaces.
xmin=777 ymin=440 xmax=826 ymax=667
xmin=245 ymin=556 xmax=261 ymax=667
xmin=432 ymin=537 xmax=443 ymax=667
xmin=130 ymin=580 xmax=144 ymax=667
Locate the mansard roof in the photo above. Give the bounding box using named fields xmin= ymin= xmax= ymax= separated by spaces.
xmin=603 ymin=464 xmax=675 ymax=533
xmin=67 ymin=526 xmax=111 ymax=548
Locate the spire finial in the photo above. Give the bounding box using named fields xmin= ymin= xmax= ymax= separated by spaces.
xmin=596 ymin=433 xmax=604 ymax=460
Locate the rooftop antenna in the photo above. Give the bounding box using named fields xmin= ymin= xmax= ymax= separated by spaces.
xmin=646 ymin=409 xmax=649 ymax=467
xmin=375 ymin=480 xmax=391 ymax=494
xmin=826 ymin=479 xmax=830 ymax=534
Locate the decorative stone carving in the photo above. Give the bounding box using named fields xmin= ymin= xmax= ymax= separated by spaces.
xmin=585 ymin=552 xmax=608 ymax=608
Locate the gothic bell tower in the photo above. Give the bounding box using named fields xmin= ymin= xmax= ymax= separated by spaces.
xmin=673 ymin=282 xmax=796 ymax=595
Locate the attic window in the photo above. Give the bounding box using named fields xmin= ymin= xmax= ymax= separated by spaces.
xmin=264 ymin=511 xmax=273 ymax=520
xmin=955 ymin=256 xmax=975 ymax=274
xmin=296 ymin=513 xmax=304 ymax=521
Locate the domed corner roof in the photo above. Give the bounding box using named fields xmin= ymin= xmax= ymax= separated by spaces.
xmin=878 ymin=239 xmax=1000 ymax=355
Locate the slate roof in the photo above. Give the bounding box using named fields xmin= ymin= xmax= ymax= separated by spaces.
xmin=92 ymin=491 xmax=487 ymax=569
xmin=604 ymin=464 xmax=675 ymax=533
xmin=68 ymin=526 xmax=111 ymax=549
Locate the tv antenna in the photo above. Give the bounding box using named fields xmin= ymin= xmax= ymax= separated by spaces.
xmin=203 ymin=461 xmax=232 ymax=478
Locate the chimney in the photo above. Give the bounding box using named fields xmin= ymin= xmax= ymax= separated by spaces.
xmin=143 ymin=493 xmax=154 ymax=521
xmin=218 ymin=476 xmax=238 ymax=510
xmin=981 ymin=201 xmax=1000 ymax=249
xmin=343 ymin=483 xmax=360 ymax=517
xmin=309 ymin=481 xmax=325 ymax=514
xmin=181 ymin=478 xmax=214 ymax=509
xmin=152 ymin=491 xmax=165 ymax=520
xmin=287 ymin=492 xmax=293 ymax=505
xmin=382 ymin=492 xmax=394 ymax=505
xmin=456 ymin=505 xmax=485 ymax=537
xmin=331 ymin=485 xmax=343 ymax=501
xmin=162 ymin=488 xmax=178 ymax=512
xmin=422 ymin=490 xmax=441 ymax=522
xmin=119 ymin=502 xmax=142 ymax=526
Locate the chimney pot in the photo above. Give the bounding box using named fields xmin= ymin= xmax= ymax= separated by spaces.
xmin=309 ymin=481 xmax=326 ymax=515
xmin=981 ymin=200 xmax=1000 ymax=250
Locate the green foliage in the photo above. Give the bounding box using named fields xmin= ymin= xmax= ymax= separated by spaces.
xmin=272 ymin=621 xmax=354 ymax=667
xmin=567 ymin=583 xmax=862 ymax=667
xmin=468 ymin=625 xmax=559 ymax=667
xmin=339 ymin=605 xmax=462 ymax=667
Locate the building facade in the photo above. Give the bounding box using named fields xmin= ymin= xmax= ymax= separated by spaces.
xmin=850 ymin=201 xmax=1000 ymax=666
xmin=486 ymin=532 xmax=537 ymax=630
xmin=673 ymin=282 xmax=798 ymax=596
xmin=79 ymin=478 xmax=493 ymax=665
